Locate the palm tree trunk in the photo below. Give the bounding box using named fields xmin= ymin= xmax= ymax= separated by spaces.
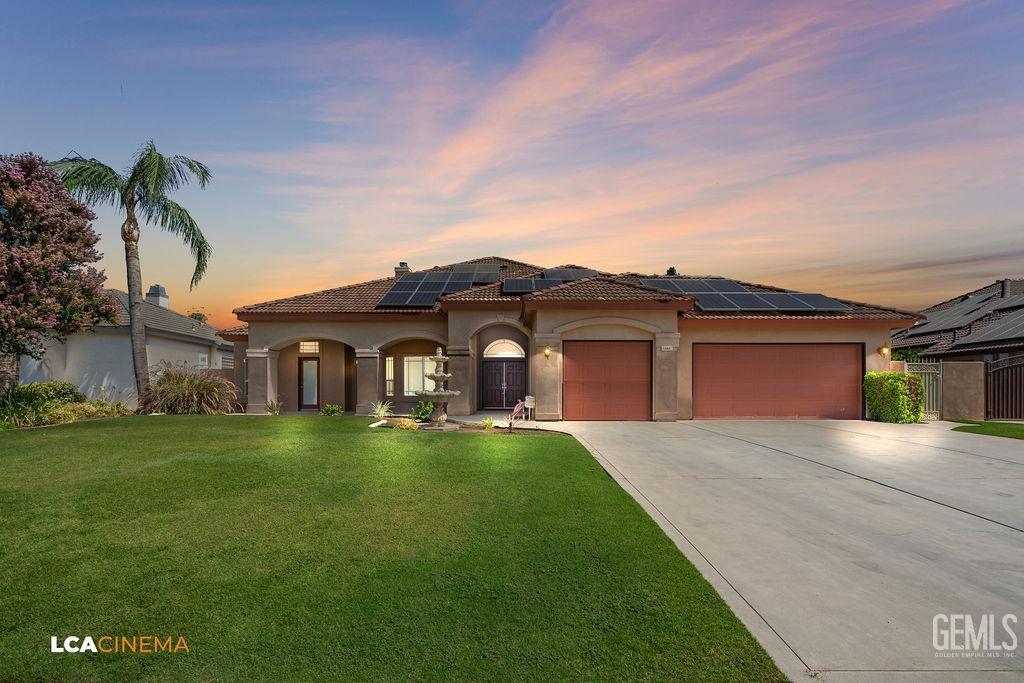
xmin=122 ymin=212 xmax=150 ymax=408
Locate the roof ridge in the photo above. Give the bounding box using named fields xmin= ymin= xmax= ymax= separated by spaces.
xmin=522 ymin=275 xmax=688 ymax=300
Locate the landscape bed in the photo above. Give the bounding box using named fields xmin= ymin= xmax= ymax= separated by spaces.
xmin=0 ymin=416 xmax=782 ymax=681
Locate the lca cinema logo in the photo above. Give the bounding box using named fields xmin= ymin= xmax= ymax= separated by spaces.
xmin=50 ymin=635 xmax=190 ymax=654
xmin=933 ymin=614 xmax=1018 ymax=658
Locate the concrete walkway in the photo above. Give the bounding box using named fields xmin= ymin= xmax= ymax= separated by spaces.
xmin=542 ymin=420 xmax=1024 ymax=682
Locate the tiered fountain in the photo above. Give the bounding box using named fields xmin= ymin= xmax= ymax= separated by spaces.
xmin=415 ymin=346 xmax=461 ymax=431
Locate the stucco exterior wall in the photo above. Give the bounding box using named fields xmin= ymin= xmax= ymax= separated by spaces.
xmin=530 ymin=309 xmax=680 ymax=421
xmin=676 ymin=319 xmax=896 ymax=419
xmin=940 ymin=361 xmax=986 ymax=421
xmin=19 ymin=329 xmax=221 ymax=407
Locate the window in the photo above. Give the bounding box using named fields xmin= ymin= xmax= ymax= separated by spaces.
xmin=299 ymin=340 xmax=320 ymax=354
xmin=222 ymin=353 xmax=234 ymax=370
xmin=196 ymin=352 xmax=208 ymax=369
xmin=404 ymin=356 xmax=432 ymax=396
xmin=483 ymin=339 xmax=525 ymax=358
xmin=385 ymin=356 xmax=395 ymax=396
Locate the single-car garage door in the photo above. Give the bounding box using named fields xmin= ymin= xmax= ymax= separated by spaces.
xmin=563 ymin=341 xmax=651 ymax=420
xmin=694 ymin=343 xmax=862 ymax=419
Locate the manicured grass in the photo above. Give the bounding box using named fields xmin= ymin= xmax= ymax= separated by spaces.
xmin=0 ymin=416 xmax=783 ymax=681
xmin=952 ymin=420 xmax=1024 ymax=440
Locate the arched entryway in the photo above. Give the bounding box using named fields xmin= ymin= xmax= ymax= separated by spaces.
xmin=476 ymin=325 xmax=529 ymax=410
xmin=378 ymin=337 xmax=446 ymax=415
xmin=273 ymin=339 xmax=356 ymax=412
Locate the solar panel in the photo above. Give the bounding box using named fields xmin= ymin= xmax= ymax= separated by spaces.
xmin=417 ymin=280 xmax=445 ymax=293
xmin=756 ymin=292 xmax=814 ymax=310
xmin=543 ymin=268 xmax=597 ymax=281
xmin=474 ymin=271 xmax=499 ymax=284
xmin=377 ymin=291 xmax=412 ymax=306
xmin=408 ymin=291 xmax=440 ymax=307
xmin=693 ymin=293 xmax=740 ymax=310
xmin=722 ymin=293 xmax=775 ymax=310
xmin=452 ymin=264 xmax=477 ymax=272
xmin=671 ymin=278 xmax=717 ymax=292
xmin=992 ymin=295 xmax=1024 ymax=311
xmin=907 ymin=294 xmax=997 ymax=336
xmin=501 ymin=278 xmax=564 ymax=294
xmin=705 ymin=279 xmax=749 ymax=293
xmin=424 ymin=271 xmax=449 ymax=281
xmin=399 ymin=272 xmax=425 ymax=282
xmin=953 ymin=309 xmax=1024 ymax=346
xmin=640 ymin=279 xmax=676 ymax=292
xmin=790 ymin=293 xmax=850 ymax=311
xmin=391 ymin=280 xmax=420 ymax=292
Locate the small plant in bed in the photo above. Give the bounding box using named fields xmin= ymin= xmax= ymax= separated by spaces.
xmin=411 ymin=400 xmax=433 ymax=422
xmin=370 ymin=400 xmax=394 ymax=419
xmin=319 ymin=404 xmax=342 ymax=416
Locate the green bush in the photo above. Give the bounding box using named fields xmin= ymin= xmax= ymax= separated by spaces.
xmin=864 ymin=371 xmax=924 ymax=423
xmin=149 ymin=366 xmax=238 ymax=415
xmin=22 ymin=381 xmax=86 ymax=404
xmin=411 ymin=400 xmax=434 ymax=422
xmin=48 ymin=400 xmax=132 ymax=424
xmin=319 ymin=404 xmax=342 ymax=416
xmin=0 ymin=385 xmax=59 ymax=427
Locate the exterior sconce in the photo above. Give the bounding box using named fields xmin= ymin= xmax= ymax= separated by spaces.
xmin=544 ymin=345 xmax=552 ymax=358
xmin=878 ymin=345 xmax=891 ymax=357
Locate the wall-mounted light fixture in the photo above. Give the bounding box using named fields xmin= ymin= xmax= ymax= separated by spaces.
xmin=877 ymin=345 xmax=891 ymax=357
xmin=543 ymin=345 xmax=552 ymax=358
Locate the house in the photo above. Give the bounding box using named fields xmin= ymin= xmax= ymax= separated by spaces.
xmin=225 ymin=257 xmax=918 ymax=420
xmin=21 ymin=284 xmax=234 ymax=407
xmin=891 ymin=278 xmax=1024 ymax=361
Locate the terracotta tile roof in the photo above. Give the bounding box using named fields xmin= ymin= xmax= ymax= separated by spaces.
xmin=235 ymin=256 xmax=543 ymax=315
xmin=523 ymin=277 xmax=691 ymax=302
xmin=218 ymin=324 xmax=249 ymax=340
xmin=234 ymin=257 xmax=916 ymax=321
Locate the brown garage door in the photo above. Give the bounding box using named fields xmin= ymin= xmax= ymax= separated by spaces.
xmin=694 ymin=344 xmax=862 ymax=419
xmin=563 ymin=341 xmax=651 ymax=420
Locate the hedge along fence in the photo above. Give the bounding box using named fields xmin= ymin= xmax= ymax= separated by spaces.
xmin=864 ymin=371 xmax=925 ymax=423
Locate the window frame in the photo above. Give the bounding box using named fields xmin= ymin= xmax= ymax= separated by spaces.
xmin=403 ymin=355 xmax=432 ymax=397
xmin=385 ymin=356 xmax=395 ymax=396
xmin=299 ymin=340 xmax=320 ymax=355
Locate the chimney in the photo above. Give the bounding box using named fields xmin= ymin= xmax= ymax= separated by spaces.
xmin=145 ymin=284 xmax=169 ymax=308
xmin=394 ymin=261 xmax=411 ymax=278
xmin=1001 ymin=278 xmax=1011 ymax=298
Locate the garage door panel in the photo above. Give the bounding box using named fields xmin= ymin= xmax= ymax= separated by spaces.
xmin=694 ymin=343 xmax=861 ymax=419
xmin=563 ymin=342 xmax=651 ymax=420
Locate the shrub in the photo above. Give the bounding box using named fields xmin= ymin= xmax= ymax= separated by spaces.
xmin=864 ymin=371 xmax=924 ymax=423
xmin=483 ymin=417 xmax=494 ymax=430
xmin=0 ymin=385 xmax=59 ymax=427
xmin=0 ymin=421 xmax=13 ymax=430
xmin=411 ymin=400 xmax=434 ymax=422
xmin=394 ymin=418 xmax=419 ymax=431
xmin=22 ymin=381 xmax=86 ymax=404
xmin=149 ymin=366 xmax=238 ymax=415
xmin=370 ymin=400 xmax=394 ymax=419
xmin=48 ymin=399 xmax=132 ymax=424
xmin=266 ymin=401 xmax=282 ymax=415
xmin=320 ymin=404 xmax=342 ymax=416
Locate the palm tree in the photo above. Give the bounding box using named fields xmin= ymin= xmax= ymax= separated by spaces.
xmin=52 ymin=142 xmax=212 ymax=407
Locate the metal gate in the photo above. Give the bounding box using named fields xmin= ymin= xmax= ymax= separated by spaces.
xmin=907 ymin=362 xmax=941 ymax=419
xmin=987 ymin=356 xmax=1024 ymax=420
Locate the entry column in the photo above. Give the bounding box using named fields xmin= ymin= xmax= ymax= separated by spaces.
xmin=354 ymin=348 xmax=381 ymax=416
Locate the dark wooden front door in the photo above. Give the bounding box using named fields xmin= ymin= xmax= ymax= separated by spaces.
xmin=482 ymin=360 xmax=526 ymax=409
xmin=299 ymin=358 xmax=319 ymax=410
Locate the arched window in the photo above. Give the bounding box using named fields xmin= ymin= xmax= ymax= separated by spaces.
xmin=483 ymin=339 xmax=525 ymax=358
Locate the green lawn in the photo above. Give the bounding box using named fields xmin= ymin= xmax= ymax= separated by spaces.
xmin=0 ymin=416 xmax=783 ymax=682
xmin=952 ymin=420 xmax=1024 ymax=440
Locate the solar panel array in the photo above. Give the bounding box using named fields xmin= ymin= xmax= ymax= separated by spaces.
xmin=501 ymin=278 xmax=564 ymax=293
xmin=907 ymin=293 xmax=998 ymax=337
xmin=542 ymin=268 xmax=598 ymax=281
xmin=953 ymin=307 xmax=1024 ymax=346
xmin=639 ymin=279 xmax=850 ymax=312
xmin=378 ymin=265 xmax=500 ymax=307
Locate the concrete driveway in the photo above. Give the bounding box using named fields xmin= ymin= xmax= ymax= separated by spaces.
xmin=549 ymin=420 xmax=1024 ymax=682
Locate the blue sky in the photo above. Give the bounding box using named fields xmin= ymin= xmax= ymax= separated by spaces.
xmin=4 ymin=1 xmax=1023 ymax=326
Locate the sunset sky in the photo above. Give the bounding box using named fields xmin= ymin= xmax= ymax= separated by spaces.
xmin=5 ymin=0 xmax=1023 ymax=328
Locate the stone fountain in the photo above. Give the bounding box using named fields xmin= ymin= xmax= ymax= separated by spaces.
xmin=415 ymin=346 xmax=461 ymax=431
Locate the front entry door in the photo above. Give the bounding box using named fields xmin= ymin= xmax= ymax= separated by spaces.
xmin=482 ymin=360 xmax=526 ymax=409
xmin=299 ymin=358 xmax=319 ymax=410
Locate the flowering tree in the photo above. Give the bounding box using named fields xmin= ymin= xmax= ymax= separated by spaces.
xmin=0 ymin=153 xmax=116 ymax=387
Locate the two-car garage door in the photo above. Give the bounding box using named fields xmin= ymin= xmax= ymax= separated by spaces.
xmin=693 ymin=343 xmax=863 ymax=419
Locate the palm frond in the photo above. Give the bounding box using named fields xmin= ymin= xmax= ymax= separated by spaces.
xmin=140 ymin=195 xmax=212 ymax=289
xmin=49 ymin=153 xmax=125 ymax=207
xmin=126 ymin=141 xmax=213 ymax=201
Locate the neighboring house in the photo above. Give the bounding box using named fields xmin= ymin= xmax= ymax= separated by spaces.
xmin=891 ymin=278 xmax=1024 ymax=361
xmin=226 ymin=256 xmax=918 ymax=420
xmin=21 ymin=284 xmax=234 ymax=407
